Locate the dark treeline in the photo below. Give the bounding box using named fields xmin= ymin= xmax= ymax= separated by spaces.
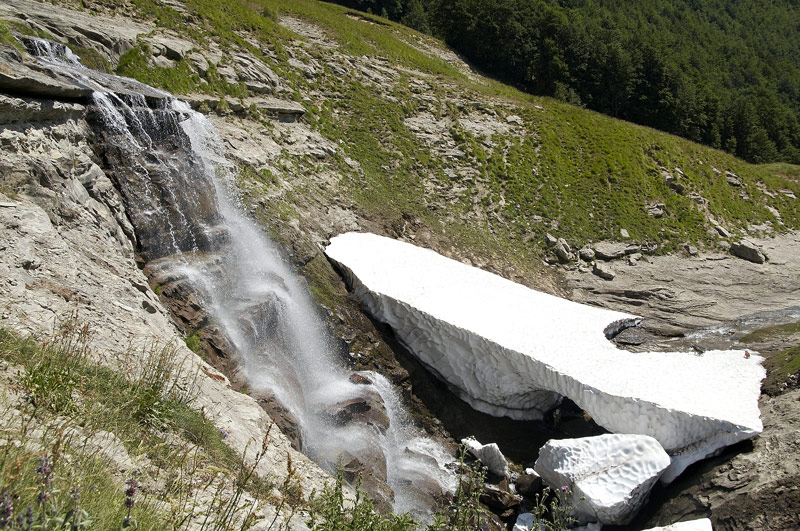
xmin=330 ymin=0 xmax=800 ymax=165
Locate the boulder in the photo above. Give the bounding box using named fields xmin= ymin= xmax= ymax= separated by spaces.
xmin=545 ymin=232 xmax=558 ymax=247
xmin=323 ymin=390 xmax=391 ymax=434
xmin=554 ymin=238 xmax=574 ymax=263
xmin=534 ymin=434 xmax=670 ymax=525
xmin=713 ymin=224 xmax=731 ymax=238
xmin=725 ymin=171 xmax=742 ymax=187
xmin=578 ymin=247 xmax=595 ymax=262
xmin=462 ymin=437 xmax=510 ymax=478
xmin=480 ymin=484 xmax=521 ymax=513
xmin=515 ymin=471 xmax=543 ymax=498
xmin=662 ymin=170 xmax=685 ymax=194
xmin=147 ymin=34 xmax=193 ymax=61
xmin=730 ymin=240 xmax=767 ymax=264
xmin=593 ymin=242 xmax=627 ymax=261
xmin=647 ymin=203 xmax=665 ymax=218
xmin=325 ymin=233 xmax=766 ymax=483
xmin=592 ymin=261 xmax=616 ymax=281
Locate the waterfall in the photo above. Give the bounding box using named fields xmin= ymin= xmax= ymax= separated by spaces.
xmin=27 ymin=38 xmax=455 ymax=517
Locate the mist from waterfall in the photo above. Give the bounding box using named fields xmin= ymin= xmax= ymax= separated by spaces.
xmin=27 ymin=37 xmax=454 ymax=518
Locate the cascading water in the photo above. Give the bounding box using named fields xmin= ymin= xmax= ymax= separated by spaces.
xmin=27 ymin=38 xmax=455 ymax=517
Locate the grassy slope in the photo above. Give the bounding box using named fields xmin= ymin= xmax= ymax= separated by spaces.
xmin=106 ymin=0 xmax=800 ymax=256
xmin=289 ymin=2 xmax=800 ymax=251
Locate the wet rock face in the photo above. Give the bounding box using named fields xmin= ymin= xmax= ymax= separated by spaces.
xmin=323 ymin=390 xmax=391 ymax=434
xmin=89 ymin=102 xmax=225 ymax=262
xmin=339 ymin=449 xmax=394 ymax=513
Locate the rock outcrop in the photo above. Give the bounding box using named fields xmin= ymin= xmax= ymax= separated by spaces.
xmin=0 ymin=85 xmax=328 ymax=528
xmin=325 ymin=232 xmax=766 ymax=483
xmin=730 ymin=239 xmax=767 ymax=264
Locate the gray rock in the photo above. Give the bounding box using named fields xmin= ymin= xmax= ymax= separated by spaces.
xmin=714 ymin=224 xmax=731 ymax=238
xmin=594 ymin=242 xmax=627 ymax=261
xmin=0 ymin=94 xmax=85 ymax=124
xmin=0 ymin=0 xmax=149 ymax=68
xmin=579 ymin=247 xmax=595 ymax=261
xmin=593 ymin=261 xmax=616 ymax=280
xmin=647 ymin=203 xmax=665 ymax=218
xmin=620 ymin=228 xmax=630 ymax=239
xmin=689 ymin=193 xmax=707 ymax=205
xmin=662 ymin=169 xmax=685 ymax=194
xmin=0 ymin=47 xmax=92 ymax=99
xmin=288 ymin=57 xmax=316 ymax=78
xmin=726 ymin=171 xmax=742 ymax=187
xmin=625 ymin=244 xmax=642 ymax=255
xmin=554 ymin=238 xmax=574 ymax=263
xmin=234 ymin=53 xmax=281 ymax=88
xmin=147 ymin=34 xmax=193 ymax=61
xmin=683 ymin=244 xmax=698 ymax=256
xmin=730 ymin=240 xmax=767 ymax=264
xmin=187 ymin=52 xmax=209 ymax=75
xmin=545 ymin=233 xmax=558 ymax=247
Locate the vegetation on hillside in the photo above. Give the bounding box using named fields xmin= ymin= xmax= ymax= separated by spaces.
xmin=0 ymin=320 xmax=296 ymax=530
xmin=93 ymin=0 xmax=800 ymax=258
xmin=328 ymin=0 xmax=800 ymax=166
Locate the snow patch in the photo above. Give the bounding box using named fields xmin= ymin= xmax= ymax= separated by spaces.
xmin=462 ymin=436 xmax=509 ymax=478
xmin=534 ymin=434 xmax=670 ymax=525
xmin=324 ymin=232 xmax=765 ymax=482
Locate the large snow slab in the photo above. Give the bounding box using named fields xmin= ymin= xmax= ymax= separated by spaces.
xmin=324 ymin=232 xmax=765 ymax=481
xmin=534 ymin=434 xmax=670 ymax=525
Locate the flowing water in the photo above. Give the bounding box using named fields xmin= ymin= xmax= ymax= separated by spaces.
xmin=27 ymin=37 xmax=454 ymax=517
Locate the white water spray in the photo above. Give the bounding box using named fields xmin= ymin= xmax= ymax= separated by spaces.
xmin=27 ymin=37 xmax=455 ymax=517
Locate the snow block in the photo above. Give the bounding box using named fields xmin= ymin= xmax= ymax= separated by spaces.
xmin=324 ymin=232 xmax=765 ymax=482
xmin=534 ymin=434 xmax=670 ymax=525
xmin=462 ymin=436 xmax=510 ymax=477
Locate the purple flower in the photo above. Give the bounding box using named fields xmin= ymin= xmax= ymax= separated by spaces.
xmin=37 ymin=455 xmax=53 ymax=487
xmin=219 ymin=428 xmax=229 ymax=438
xmin=560 ymin=485 xmax=568 ymax=491
xmin=0 ymin=493 xmax=13 ymax=527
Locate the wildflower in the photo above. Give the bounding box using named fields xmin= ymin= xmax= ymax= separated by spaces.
xmin=124 ymin=477 xmax=139 ymax=500
xmin=16 ymin=505 xmax=33 ymax=530
xmin=560 ymin=485 xmax=568 ymax=491
xmin=37 ymin=455 xmax=53 ymax=487
xmin=122 ymin=476 xmax=139 ymax=527
xmin=0 ymin=493 xmax=13 ymax=527
xmin=219 ymin=428 xmax=229 ymax=438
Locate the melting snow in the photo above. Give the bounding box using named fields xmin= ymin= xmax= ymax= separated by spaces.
xmin=325 ymin=232 xmax=766 ymax=482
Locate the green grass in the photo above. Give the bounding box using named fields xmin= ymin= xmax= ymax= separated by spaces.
xmin=117 ymin=0 xmax=800 ymax=251
xmin=779 ymin=345 xmax=800 ymax=378
xmin=0 ymin=321 xmax=281 ymax=529
xmin=0 ymin=19 xmax=23 ymax=51
xmin=740 ymin=322 xmax=800 ymax=344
